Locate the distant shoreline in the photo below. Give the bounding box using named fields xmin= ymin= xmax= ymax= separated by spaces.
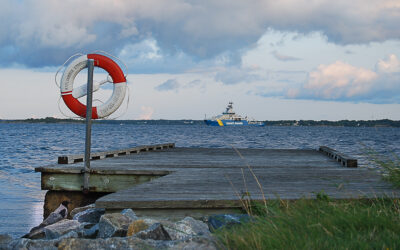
xmin=1 ymin=117 xmax=400 ymax=127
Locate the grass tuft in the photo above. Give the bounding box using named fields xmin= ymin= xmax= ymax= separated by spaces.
xmin=215 ymin=198 xmax=400 ymax=250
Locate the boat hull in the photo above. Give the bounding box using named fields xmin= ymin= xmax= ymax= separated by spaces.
xmin=204 ymin=119 xmax=265 ymax=126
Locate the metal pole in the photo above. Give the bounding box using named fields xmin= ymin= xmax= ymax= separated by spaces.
xmin=83 ymin=59 xmax=94 ymax=192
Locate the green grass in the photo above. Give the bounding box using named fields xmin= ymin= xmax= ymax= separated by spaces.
xmin=214 ymin=197 xmax=400 ymax=250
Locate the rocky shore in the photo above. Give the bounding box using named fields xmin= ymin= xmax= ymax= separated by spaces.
xmin=0 ymin=203 xmax=222 ymax=250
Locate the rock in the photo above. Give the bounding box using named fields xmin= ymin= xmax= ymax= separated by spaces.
xmin=135 ymin=223 xmax=171 ymax=241
xmin=121 ymin=208 xmax=138 ymax=221
xmin=82 ymin=224 xmax=99 ymax=239
xmin=0 ymin=234 xmax=12 ymax=249
xmin=73 ymin=208 xmax=105 ymax=224
xmin=23 ymin=212 xmax=64 ymax=239
xmin=56 ymin=230 xmax=79 ymax=240
xmin=70 ymin=204 xmax=96 ymax=218
xmin=173 ymin=236 xmax=218 ymax=250
xmin=127 ymin=220 xmax=149 ymax=236
xmin=208 ymin=214 xmax=251 ymax=231
xmin=6 ymin=238 xmax=59 ymax=250
xmin=57 ymin=237 xmax=177 ymax=250
xmin=44 ymin=219 xmax=81 ymax=239
xmin=142 ymin=218 xmax=160 ymax=226
xmin=128 ymin=217 xmax=212 ymax=241
xmin=22 ymin=227 xmax=46 ymax=240
xmin=98 ymin=213 xmax=134 ymax=238
xmin=165 ymin=217 xmax=212 ymax=240
xmin=23 ymin=202 xmax=73 ymax=239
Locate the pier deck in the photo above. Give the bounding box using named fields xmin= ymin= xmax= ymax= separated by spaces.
xmin=36 ymin=145 xmax=400 ymax=218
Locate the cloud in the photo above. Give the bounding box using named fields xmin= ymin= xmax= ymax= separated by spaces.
xmin=0 ymin=0 xmax=400 ymax=69
xmin=285 ymin=54 xmax=400 ymax=103
xmin=345 ymin=50 xmax=354 ymax=55
xmin=272 ymin=51 xmax=301 ymax=61
xmin=377 ymin=54 xmax=400 ymax=73
xmin=304 ymin=61 xmax=378 ymax=98
xmin=215 ymin=67 xmax=262 ymax=84
xmin=155 ymin=79 xmax=180 ymax=91
xmin=139 ymin=106 xmax=154 ymax=120
xmin=118 ymin=39 xmax=199 ymax=74
xmin=184 ymin=79 xmax=203 ymax=89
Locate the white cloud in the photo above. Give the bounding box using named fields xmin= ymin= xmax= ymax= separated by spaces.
xmin=304 ymin=61 xmax=378 ymax=99
xmin=272 ymin=51 xmax=301 ymax=61
xmin=377 ymin=54 xmax=400 ymax=73
xmin=285 ymin=54 xmax=400 ymax=103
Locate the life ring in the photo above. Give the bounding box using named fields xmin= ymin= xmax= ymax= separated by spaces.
xmin=60 ymin=54 xmax=127 ymax=119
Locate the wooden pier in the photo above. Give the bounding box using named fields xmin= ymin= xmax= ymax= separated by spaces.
xmin=36 ymin=143 xmax=400 ymax=219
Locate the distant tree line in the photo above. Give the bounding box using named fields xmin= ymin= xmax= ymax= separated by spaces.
xmin=0 ymin=117 xmax=204 ymax=125
xmin=1 ymin=118 xmax=400 ymax=127
xmin=266 ymin=119 xmax=400 ymax=127
xmin=1 ymin=117 xmax=83 ymax=123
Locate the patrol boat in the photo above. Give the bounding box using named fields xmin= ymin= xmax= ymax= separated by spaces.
xmin=204 ymin=102 xmax=265 ymax=126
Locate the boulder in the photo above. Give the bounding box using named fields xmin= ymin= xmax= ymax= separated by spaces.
xmin=22 ymin=227 xmax=46 ymax=240
xmin=55 ymin=230 xmax=79 ymax=240
xmin=208 ymin=214 xmax=251 ymax=231
xmin=142 ymin=218 xmax=160 ymax=226
xmin=127 ymin=220 xmax=149 ymax=236
xmin=165 ymin=217 xmax=211 ymax=240
xmin=44 ymin=219 xmax=81 ymax=239
xmin=70 ymin=204 xmax=96 ymax=218
xmin=121 ymin=208 xmax=138 ymax=221
xmin=98 ymin=213 xmax=133 ymax=238
xmin=72 ymin=208 xmax=105 ymax=224
xmin=23 ymin=212 xmax=64 ymax=239
xmin=81 ymin=224 xmax=99 ymax=239
xmin=6 ymin=238 xmax=59 ymax=250
xmin=57 ymin=237 xmax=177 ymax=250
xmin=134 ymin=223 xmax=171 ymax=241
xmin=173 ymin=236 xmax=218 ymax=250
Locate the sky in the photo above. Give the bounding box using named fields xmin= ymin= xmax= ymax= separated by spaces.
xmin=0 ymin=0 xmax=400 ymax=120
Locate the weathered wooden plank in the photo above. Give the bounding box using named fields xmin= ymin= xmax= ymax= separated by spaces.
xmin=41 ymin=172 xmax=166 ymax=192
xmin=36 ymin=166 xmax=171 ymax=175
xmin=57 ymin=143 xmax=175 ymax=164
xmin=319 ymin=146 xmax=358 ymax=168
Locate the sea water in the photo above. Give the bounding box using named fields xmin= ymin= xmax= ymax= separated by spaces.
xmin=1 ymin=123 xmax=399 ymax=237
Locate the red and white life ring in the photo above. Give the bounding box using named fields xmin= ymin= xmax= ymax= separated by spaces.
xmin=60 ymin=54 xmax=127 ymax=119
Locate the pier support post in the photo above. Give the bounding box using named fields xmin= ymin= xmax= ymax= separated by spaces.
xmin=83 ymin=59 xmax=94 ymax=192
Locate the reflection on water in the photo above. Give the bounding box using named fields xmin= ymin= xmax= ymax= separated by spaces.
xmin=0 ymin=123 xmax=399 ymax=237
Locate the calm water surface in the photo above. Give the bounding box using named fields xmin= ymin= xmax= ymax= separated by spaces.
xmin=1 ymin=123 xmax=399 ymax=237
